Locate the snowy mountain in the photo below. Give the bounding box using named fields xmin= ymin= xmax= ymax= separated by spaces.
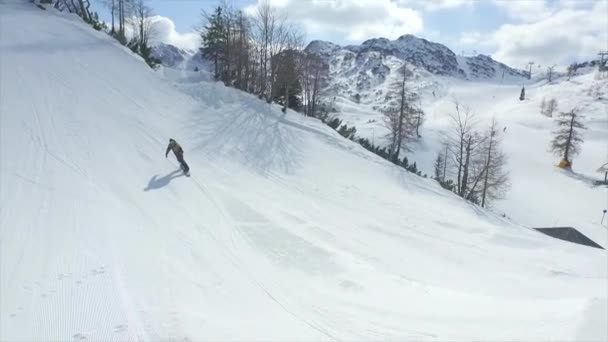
xmin=303 ymin=34 xmax=528 ymax=118
xmin=150 ymin=42 xmax=189 ymax=68
xmin=307 ymin=34 xmax=527 ymax=80
xmin=1 ymin=2 xmax=606 ymax=341
xmin=151 ymin=43 xmax=207 ymax=71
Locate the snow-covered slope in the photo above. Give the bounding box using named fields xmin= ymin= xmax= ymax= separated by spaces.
xmin=425 ymin=72 xmax=608 ymax=249
xmin=1 ymin=2 xmax=606 ymax=341
xmin=332 ymin=63 xmax=608 ymax=255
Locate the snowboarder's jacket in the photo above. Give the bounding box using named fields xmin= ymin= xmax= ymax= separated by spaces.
xmin=165 ymin=139 xmax=183 ymax=158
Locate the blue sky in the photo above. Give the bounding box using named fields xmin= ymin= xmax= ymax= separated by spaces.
xmin=90 ymin=0 xmax=607 ymax=67
xmin=148 ymin=0 xmax=506 ymax=42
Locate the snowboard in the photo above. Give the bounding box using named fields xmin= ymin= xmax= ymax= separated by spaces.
xmin=180 ymin=164 xmax=191 ymax=177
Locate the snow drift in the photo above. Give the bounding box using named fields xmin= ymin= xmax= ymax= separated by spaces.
xmin=0 ymin=2 xmax=606 ymax=341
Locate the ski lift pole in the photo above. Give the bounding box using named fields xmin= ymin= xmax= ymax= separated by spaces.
xmin=602 ymin=209 xmax=607 ymax=225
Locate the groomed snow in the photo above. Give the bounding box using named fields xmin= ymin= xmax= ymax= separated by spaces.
xmin=1 ymin=2 xmax=606 ymax=341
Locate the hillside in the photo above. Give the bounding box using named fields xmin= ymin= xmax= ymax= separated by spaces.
xmin=0 ymin=2 xmax=606 ymax=341
xmin=325 ymin=65 xmax=608 ymax=249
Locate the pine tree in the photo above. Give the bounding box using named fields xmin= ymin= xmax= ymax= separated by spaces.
xmin=519 ymin=86 xmax=525 ymax=101
xmin=327 ymin=117 xmax=342 ymax=130
xmin=551 ymin=108 xmax=586 ymax=168
xmin=434 ymin=153 xmax=443 ymax=180
xmin=337 ymin=124 xmax=357 ymax=140
xmin=407 ymin=162 xmax=418 ymax=174
xmin=201 ymin=6 xmax=227 ymax=80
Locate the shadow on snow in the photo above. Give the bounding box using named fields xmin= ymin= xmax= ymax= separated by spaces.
xmin=144 ymin=169 xmax=184 ymax=191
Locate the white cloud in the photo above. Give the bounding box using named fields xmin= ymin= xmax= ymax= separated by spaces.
xmin=147 ymin=16 xmax=200 ymax=51
xmin=454 ymin=31 xmax=495 ymax=56
xmin=492 ymin=0 xmax=599 ymax=23
xmin=245 ymin=0 xmax=424 ymax=43
xmin=492 ymin=0 xmax=554 ymax=23
xmin=396 ymin=0 xmax=476 ymax=12
xmin=489 ymin=1 xmax=608 ymax=67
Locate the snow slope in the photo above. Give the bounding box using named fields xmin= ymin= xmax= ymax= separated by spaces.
xmin=314 ymin=31 xmax=608 ymax=252
xmin=420 ymin=74 xmax=608 ymax=247
xmin=332 ymin=67 xmax=608 ymax=252
xmin=1 ymin=2 xmax=607 ymax=341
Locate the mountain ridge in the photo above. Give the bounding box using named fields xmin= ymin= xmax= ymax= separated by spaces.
xmin=305 ymin=34 xmax=527 ymax=80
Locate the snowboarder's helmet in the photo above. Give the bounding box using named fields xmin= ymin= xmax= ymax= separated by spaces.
xmin=169 ymin=138 xmax=175 ymax=143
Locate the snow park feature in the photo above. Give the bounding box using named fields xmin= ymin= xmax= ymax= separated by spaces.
xmin=0 ymin=1 xmax=607 ymax=341
xmin=534 ymin=227 xmax=604 ymax=250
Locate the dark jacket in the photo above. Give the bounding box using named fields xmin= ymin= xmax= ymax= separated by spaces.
xmin=165 ymin=140 xmax=184 ymax=158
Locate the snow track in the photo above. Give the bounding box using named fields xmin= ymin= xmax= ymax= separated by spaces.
xmin=0 ymin=2 xmax=606 ymax=341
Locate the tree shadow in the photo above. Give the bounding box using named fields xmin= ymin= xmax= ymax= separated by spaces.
xmin=559 ymin=168 xmax=605 ymax=188
xmin=143 ymin=169 xmax=183 ymax=191
xmin=186 ymin=97 xmax=305 ymax=176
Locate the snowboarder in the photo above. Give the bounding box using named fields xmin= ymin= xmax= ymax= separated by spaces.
xmin=165 ymin=138 xmax=190 ymax=174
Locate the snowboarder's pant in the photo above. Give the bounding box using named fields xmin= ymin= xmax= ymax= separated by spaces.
xmin=176 ymin=153 xmax=189 ymax=173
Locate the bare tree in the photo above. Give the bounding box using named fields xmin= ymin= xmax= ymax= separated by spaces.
xmin=273 ymin=48 xmax=300 ymax=112
xmin=55 ymin=0 xmax=91 ymax=20
xmin=482 ymin=121 xmax=509 ymax=207
xmin=546 ymin=64 xmax=556 ymax=83
xmin=234 ymin=10 xmax=251 ymax=90
xmin=446 ymin=101 xmax=477 ymax=196
xmin=540 ymin=97 xmax=558 ymax=117
xmin=440 ymin=113 xmax=509 ymax=205
xmin=414 ymin=106 xmax=424 ymax=138
xmin=54 ymin=0 xmax=76 ymax=12
xmin=551 ymin=108 xmax=586 ymax=167
xmin=474 ymin=118 xmax=509 ymax=207
xmin=251 ymin=0 xmax=275 ymax=99
xmin=267 ymin=19 xmax=296 ymax=103
xmin=441 ymin=140 xmax=449 ymax=182
xmin=249 ymin=1 xmax=302 ymax=103
xmin=434 ymin=143 xmax=449 ymax=181
xmin=101 ymin=0 xmax=117 ymax=34
xmin=301 ymin=53 xmax=328 ymax=117
xmin=382 ymin=65 xmax=421 ymax=159
xmin=459 ymin=131 xmax=485 ymax=199
xmin=75 ymin=0 xmax=91 ymax=21
xmin=115 ymin=0 xmax=131 ymax=42
xmin=129 ymin=0 xmax=154 ymax=49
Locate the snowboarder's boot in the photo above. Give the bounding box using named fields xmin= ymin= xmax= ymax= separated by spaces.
xmin=180 ymin=162 xmax=190 ymax=175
